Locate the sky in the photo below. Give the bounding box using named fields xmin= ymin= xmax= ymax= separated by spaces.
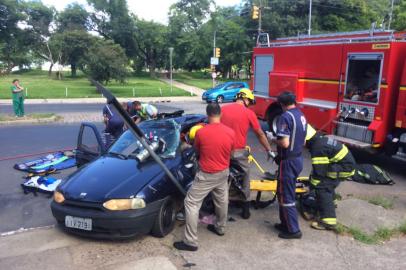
xmin=41 ymin=0 xmax=243 ymax=24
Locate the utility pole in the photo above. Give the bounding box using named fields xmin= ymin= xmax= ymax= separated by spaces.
xmin=212 ymin=30 xmax=216 ymax=88
xmin=169 ymin=47 xmax=174 ymax=93
xmin=308 ymin=0 xmax=312 ymax=36
xmin=388 ymin=0 xmax=395 ymax=30
xmin=258 ymin=0 xmax=262 ymax=35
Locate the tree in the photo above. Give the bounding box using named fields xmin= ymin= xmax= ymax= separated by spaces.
xmin=57 ymin=3 xmax=90 ymax=32
xmin=22 ymin=1 xmax=58 ymax=75
xmin=83 ymin=39 xmax=128 ymax=84
xmin=133 ymin=19 xmax=169 ymax=77
xmin=58 ymin=30 xmax=95 ymax=77
xmin=393 ymin=0 xmax=406 ymax=30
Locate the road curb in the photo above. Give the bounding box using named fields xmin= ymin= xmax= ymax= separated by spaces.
xmin=0 ymin=115 xmax=60 ymax=125
xmin=0 ymin=96 xmax=201 ymax=105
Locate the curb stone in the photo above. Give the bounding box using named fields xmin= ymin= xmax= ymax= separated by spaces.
xmin=0 ymin=115 xmax=59 ymax=125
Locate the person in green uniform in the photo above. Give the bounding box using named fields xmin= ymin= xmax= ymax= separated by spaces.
xmin=11 ymin=79 xmax=25 ymax=117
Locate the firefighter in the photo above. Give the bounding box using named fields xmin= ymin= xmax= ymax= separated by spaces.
xmin=221 ymin=88 xmax=273 ymax=219
xmin=305 ymin=124 xmax=356 ymax=230
xmin=268 ymin=91 xmax=307 ymax=239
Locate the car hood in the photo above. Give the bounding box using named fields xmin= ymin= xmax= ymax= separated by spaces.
xmin=59 ymin=156 xmax=166 ymax=202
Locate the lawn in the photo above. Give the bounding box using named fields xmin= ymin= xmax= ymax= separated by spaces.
xmin=0 ymin=70 xmax=191 ymax=99
xmin=173 ymin=71 xmax=249 ymax=90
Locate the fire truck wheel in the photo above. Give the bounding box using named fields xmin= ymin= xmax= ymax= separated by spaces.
xmin=267 ymin=107 xmax=283 ymax=135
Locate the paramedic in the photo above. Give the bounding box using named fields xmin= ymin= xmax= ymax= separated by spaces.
xmin=221 ymin=88 xmax=273 ymax=219
xmin=174 ymin=103 xmax=235 ymax=251
xmin=269 ymin=91 xmax=307 ymax=239
xmin=305 ymin=124 xmax=356 ymax=230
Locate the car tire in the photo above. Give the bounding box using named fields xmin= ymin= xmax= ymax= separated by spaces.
xmin=216 ymin=95 xmax=224 ymax=103
xmin=151 ymin=197 xmax=176 ymax=238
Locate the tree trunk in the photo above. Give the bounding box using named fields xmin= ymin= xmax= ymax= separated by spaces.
xmin=149 ymin=59 xmax=156 ymax=78
xmin=71 ymin=63 xmax=77 ymax=77
xmin=48 ymin=63 xmax=54 ymax=77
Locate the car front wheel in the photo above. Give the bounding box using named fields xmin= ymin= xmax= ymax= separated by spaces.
xmin=151 ymin=197 xmax=176 ymax=237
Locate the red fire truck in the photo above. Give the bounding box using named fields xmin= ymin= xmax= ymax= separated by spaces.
xmin=250 ymin=30 xmax=406 ymax=160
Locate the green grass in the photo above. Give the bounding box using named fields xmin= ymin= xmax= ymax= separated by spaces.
xmin=173 ymin=72 xmax=248 ymax=90
xmin=367 ymin=196 xmax=394 ymax=209
xmin=0 ymin=70 xmax=190 ymax=99
xmin=335 ymin=222 xmax=405 ymax=245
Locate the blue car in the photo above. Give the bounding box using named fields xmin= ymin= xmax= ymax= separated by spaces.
xmin=51 ymin=112 xmax=207 ymax=239
xmin=202 ymin=81 xmax=249 ymax=103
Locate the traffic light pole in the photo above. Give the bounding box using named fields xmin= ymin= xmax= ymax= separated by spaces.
xmin=213 ymin=30 xmax=216 ymax=88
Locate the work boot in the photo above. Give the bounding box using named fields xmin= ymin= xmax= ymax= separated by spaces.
xmin=278 ymin=231 xmax=302 ymax=239
xmin=311 ymin=221 xmax=336 ymax=230
xmin=241 ymin=202 xmax=251 ymax=219
xmin=173 ymin=241 xmax=198 ymax=252
xmin=274 ymin=223 xmax=288 ymax=232
xmin=207 ymin=224 xmax=224 ymax=236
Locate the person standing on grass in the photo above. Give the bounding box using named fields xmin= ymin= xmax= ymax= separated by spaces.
xmin=11 ymin=79 xmax=25 ymax=117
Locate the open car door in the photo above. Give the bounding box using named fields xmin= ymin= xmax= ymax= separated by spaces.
xmin=76 ymin=122 xmax=106 ymax=167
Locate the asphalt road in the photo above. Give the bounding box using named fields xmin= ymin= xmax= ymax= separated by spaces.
xmin=0 ymin=123 xmax=104 ymax=233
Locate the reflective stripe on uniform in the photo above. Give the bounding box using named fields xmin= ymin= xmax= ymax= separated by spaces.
xmin=321 ymin=217 xmax=337 ymax=225
xmin=281 ymin=202 xmax=296 ymax=207
xmin=329 ymin=145 xmax=349 ymax=162
xmin=310 ymin=178 xmax=321 ymax=186
xmin=286 ymin=111 xmax=297 ymax=152
xmin=312 ymin=157 xmax=330 ymax=164
xmin=326 ymin=170 xmax=355 ymax=179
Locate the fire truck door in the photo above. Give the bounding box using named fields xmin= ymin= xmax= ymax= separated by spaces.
xmin=253 ymin=55 xmax=274 ymax=97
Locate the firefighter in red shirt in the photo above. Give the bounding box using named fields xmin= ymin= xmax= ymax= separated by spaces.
xmin=221 ymin=88 xmax=273 ymax=219
xmin=174 ymin=103 xmax=235 ymax=251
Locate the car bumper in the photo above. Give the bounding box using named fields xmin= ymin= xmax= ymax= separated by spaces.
xmin=51 ymin=198 xmax=164 ymax=239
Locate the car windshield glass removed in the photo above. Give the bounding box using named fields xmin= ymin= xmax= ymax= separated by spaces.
xmin=109 ymin=119 xmax=180 ymax=159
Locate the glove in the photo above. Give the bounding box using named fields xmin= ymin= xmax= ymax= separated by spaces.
xmin=267 ymin=150 xmax=277 ymax=161
xmin=266 ymin=131 xmax=276 ymax=142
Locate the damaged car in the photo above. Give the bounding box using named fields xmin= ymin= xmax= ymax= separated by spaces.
xmin=51 ymin=93 xmax=206 ymax=238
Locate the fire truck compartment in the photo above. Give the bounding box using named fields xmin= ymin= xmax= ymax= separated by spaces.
xmin=326 ymin=134 xmax=372 ymax=148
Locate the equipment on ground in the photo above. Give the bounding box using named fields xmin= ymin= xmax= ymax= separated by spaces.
xmin=352 ymin=164 xmax=395 ymax=185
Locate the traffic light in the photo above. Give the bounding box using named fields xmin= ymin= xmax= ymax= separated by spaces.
xmin=252 ymin=5 xmax=259 ymax=20
xmin=215 ymin=47 xmax=221 ymax=58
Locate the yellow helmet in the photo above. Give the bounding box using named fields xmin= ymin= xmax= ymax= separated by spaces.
xmin=188 ymin=124 xmax=204 ymax=143
xmin=306 ymin=124 xmax=317 ymax=141
xmin=237 ymin=88 xmax=255 ymax=104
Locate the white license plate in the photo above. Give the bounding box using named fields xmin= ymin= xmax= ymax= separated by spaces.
xmin=65 ymin=216 xmax=92 ymax=231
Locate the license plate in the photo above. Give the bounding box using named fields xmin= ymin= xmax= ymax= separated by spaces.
xmin=65 ymin=216 xmax=92 ymax=231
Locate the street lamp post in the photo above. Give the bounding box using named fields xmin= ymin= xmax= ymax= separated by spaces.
xmin=169 ymin=47 xmax=174 ymax=93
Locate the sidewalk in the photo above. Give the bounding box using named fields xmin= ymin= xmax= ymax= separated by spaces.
xmin=0 ymin=96 xmax=201 ymax=105
xmin=159 ymin=78 xmax=205 ymax=96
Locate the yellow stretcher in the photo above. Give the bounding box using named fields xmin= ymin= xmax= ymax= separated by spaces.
xmin=247 ymin=152 xmax=310 ymax=209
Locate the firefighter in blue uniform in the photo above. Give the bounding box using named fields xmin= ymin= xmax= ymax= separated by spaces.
xmin=270 ymin=91 xmax=307 ymax=239
xmin=305 ymin=124 xmax=356 ymax=230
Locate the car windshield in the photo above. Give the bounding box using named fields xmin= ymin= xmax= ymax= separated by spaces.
xmin=212 ymin=83 xmax=226 ymax=90
xmin=108 ymin=119 xmax=180 ymax=159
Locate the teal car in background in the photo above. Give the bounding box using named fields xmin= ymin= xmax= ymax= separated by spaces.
xmin=202 ymin=81 xmax=249 ymax=103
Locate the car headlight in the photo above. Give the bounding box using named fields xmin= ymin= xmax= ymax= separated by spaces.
xmin=103 ymin=198 xmax=146 ymax=211
xmin=54 ymin=191 xmax=65 ymax=204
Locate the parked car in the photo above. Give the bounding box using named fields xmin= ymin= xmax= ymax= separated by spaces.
xmin=202 ymin=81 xmax=249 ymax=103
xmin=51 ymin=114 xmax=206 ymax=239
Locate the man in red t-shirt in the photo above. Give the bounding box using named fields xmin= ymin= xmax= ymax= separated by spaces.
xmin=174 ymin=103 xmax=235 ymax=252
xmin=221 ymin=88 xmax=273 ymax=219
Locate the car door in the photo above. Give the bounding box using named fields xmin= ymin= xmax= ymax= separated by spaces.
xmin=223 ymin=83 xmax=238 ymax=100
xmin=76 ymin=122 xmax=106 ymax=167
